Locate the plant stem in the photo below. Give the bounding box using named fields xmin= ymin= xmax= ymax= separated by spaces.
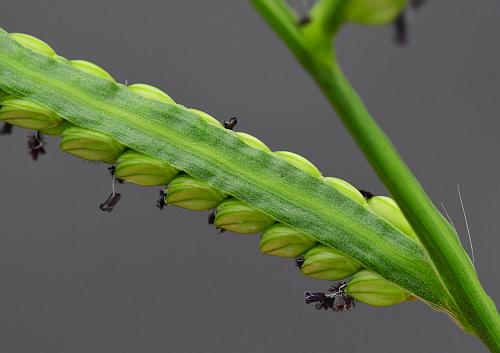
xmin=251 ymin=1 xmax=500 ymax=351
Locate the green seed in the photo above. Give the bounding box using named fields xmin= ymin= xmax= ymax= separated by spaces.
xmin=367 ymin=196 xmax=417 ymax=239
xmin=214 ymin=198 xmax=275 ymax=234
xmin=0 ymin=97 xmax=62 ymax=130
xmin=115 ymin=150 xmax=178 ymax=186
xmin=344 ymin=0 xmax=406 ymax=25
xmin=346 ymin=270 xmax=412 ymax=306
xmin=69 ymin=60 xmax=114 ymax=81
xmin=9 ymin=33 xmax=56 ymax=57
xmin=324 ymin=177 xmax=367 ymax=206
xmin=189 ymin=108 xmax=222 ymax=127
xmin=274 ymin=151 xmax=322 ymax=177
xmin=166 ymin=174 xmax=227 ymax=210
xmin=59 ymin=127 xmax=125 ymax=163
xmin=259 ymin=223 xmax=316 ymax=257
xmin=128 ymin=83 xmax=175 ymax=104
xmin=301 ymin=245 xmax=362 ymax=280
xmin=236 ymin=132 xmax=271 ymax=152
xmin=40 ymin=120 xmax=74 ymax=136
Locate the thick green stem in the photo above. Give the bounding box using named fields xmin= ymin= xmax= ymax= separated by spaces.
xmin=251 ymin=0 xmax=500 ymax=351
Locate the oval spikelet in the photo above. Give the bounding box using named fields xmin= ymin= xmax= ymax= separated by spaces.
xmin=214 ymin=198 xmax=275 ymax=234
xmin=128 ymin=83 xmax=175 ymax=104
xmin=60 ymin=127 xmax=125 ymax=163
xmin=324 ymin=177 xmax=367 ymax=206
xmin=70 ymin=60 xmax=114 ymax=81
xmin=368 ymin=196 xmax=417 ymax=240
xmin=259 ymin=223 xmax=316 ymax=257
xmin=274 ymin=151 xmax=322 ymax=177
xmin=346 ymin=270 xmax=412 ymax=306
xmin=9 ymin=33 xmax=56 ymax=57
xmin=40 ymin=120 xmax=74 ymax=136
xmin=189 ymin=108 xmax=222 ymax=128
xmin=236 ymin=132 xmax=271 ymax=152
xmin=115 ymin=150 xmax=178 ymax=186
xmin=166 ymin=174 xmax=227 ymax=210
xmin=0 ymin=97 xmax=62 ymax=130
xmin=301 ymin=245 xmax=362 ymax=280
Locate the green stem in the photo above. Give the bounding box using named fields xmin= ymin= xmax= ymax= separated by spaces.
xmin=251 ymin=0 xmax=500 ymax=351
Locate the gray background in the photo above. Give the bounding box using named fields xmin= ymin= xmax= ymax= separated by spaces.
xmin=0 ymin=1 xmax=498 ymax=352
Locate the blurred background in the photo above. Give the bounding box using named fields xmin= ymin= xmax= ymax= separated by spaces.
xmin=0 ymin=1 xmax=499 ymax=352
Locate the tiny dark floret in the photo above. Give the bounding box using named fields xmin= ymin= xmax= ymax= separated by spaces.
xmin=27 ymin=132 xmax=46 ymax=161
xmin=99 ymin=192 xmax=121 ymax=213
xmin=295 ymin=255 xmax=305 ymax=269
xmin=222 ymin=117 xmax=238 ymax=130
xmin=156 ymin=189 xmax=167 ymax=210
xmin=358 ymin=188 xmax=374 ymax=200
xmin=208 ymin=210 xmax=216 ymax=224
xmin=108 ymin=165 xmax=124 ymax=184
xmin=304 ymin=281 xmax=355 ymax=312
xmin=0 ymin=122 xmax=13 ymax=135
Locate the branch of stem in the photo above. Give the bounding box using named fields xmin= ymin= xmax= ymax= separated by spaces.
xmin=251 ymin=0 xmax=500 ymax=351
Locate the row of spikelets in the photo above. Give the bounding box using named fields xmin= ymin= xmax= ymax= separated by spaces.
xmin=0 ymin=33 xmax=419 ymax=310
